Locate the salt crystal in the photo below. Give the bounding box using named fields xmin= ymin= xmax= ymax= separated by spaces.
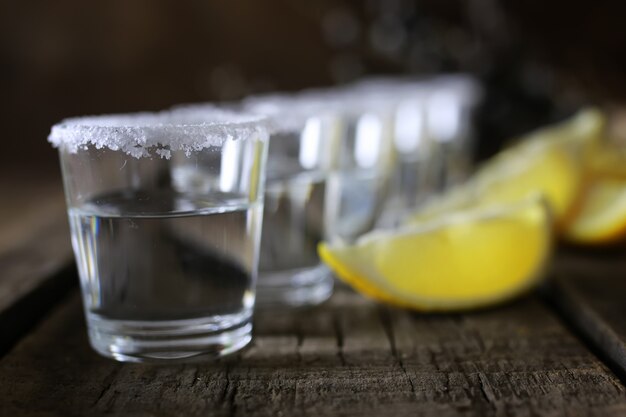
xmin=242 ymin=93 xmax=341 ymax=134
xmin=48 ymin=109 xmax=268 ymax=159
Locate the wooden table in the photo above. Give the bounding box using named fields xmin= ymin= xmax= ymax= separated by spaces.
xmin=1 ymin=183 xmax=625 ymax=417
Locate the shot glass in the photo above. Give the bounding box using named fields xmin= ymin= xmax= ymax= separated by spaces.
xmin=425 ymin=75 xmax=482 ymax=188
xmin=322 ymin=88 xmax=397 ymax=234
xmin=244 ymin=89 xmax=394 ymax=304
xmin=48 ymin=110 xmax=269 ymax=362
xmin=242 ymin=96 xmax=339 ymax=307
xmin=347 ymin=75 xmax=481 ymax=217
xmin=347 ymin=77 xmax=439 ymax=217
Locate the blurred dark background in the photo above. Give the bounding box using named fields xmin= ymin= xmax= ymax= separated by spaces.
xmin=2 ymin=0 xmax=624 ymax=180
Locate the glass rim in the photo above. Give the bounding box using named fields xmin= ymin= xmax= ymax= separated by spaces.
xmin=241 ymin=93 xmax=343 ymax=134
xmin=48 ymin=109 xmax=269 ymax=159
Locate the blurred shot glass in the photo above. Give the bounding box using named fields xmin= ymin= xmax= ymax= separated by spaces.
xmin=242 ymin=95 xmax=341 ymax=307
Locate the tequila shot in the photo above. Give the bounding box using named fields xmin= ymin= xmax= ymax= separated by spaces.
xmin=49 ymin=110 xmax=268 ymax=362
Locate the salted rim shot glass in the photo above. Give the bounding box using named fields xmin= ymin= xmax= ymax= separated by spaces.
xmin=242 ymin=95 xmax=340 ymax=307
xmin=48 ymin=109 xmax=269 ymax=363
xmin=174 ymin=98 xmax=341 ymax=308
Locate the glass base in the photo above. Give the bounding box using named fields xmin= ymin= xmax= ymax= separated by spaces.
xmin=256 ymin=264 xmax=334 ymax=308
xmin=86 ymin=309 xmax=252 ymax=363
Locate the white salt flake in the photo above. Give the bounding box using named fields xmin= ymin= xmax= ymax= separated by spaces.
xmin=48 ymin=109 xmax=269 ymax=159
xmin=241 ymin=93 xmax=345 ymax=134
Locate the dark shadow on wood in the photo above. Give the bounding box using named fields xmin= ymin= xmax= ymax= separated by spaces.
xmin=0 ymin=265 xmax=76 ymax=358
xmin=543 ymin=281 xmax=626 ymax=385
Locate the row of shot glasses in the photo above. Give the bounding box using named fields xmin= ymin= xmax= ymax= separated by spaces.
xmin=49 ymin=75 xmax=481 ymax=362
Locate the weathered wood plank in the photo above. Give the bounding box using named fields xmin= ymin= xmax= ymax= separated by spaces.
xmin=0 ymin=181 xmax=74 ymax=356
xmin=1 ymin=286 xmax=624 ymax=417
xmin=387 ymin=300 xmax=626 ymax=415
xmin=550 ymin=252 xmax=626 ymax=379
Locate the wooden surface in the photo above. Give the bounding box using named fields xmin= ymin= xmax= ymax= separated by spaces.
xmin=1 ymin=285 xmax=625 ymax=416
xmin=0 ymin=181 xmax=74 ymax=356
xmin=1 ymin=184 xmax=626 ymax=416
xmin=550 ymin=253 xmax=626 ymax=380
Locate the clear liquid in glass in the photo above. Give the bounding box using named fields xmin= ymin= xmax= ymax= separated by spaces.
xmin=326 ymin=170 xmax=389 ymax=242
xmin=68 ymin=189 xmax=261 ymax=362
xmin=257 ymin=171 xmax=333 ymax=307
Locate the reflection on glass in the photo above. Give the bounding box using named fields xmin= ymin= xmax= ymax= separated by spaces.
xmin=299 ymin=117 xmax=323 ymax=170
xmin=394 ymin=99 xmax=425 ymax=154
xmin=426 ymin=90 xmax=462 ymax=143
xmin=355 ymin=113 xmax=383 ymax=168
xmin=220 ymin=139 xmax=242 ymax=192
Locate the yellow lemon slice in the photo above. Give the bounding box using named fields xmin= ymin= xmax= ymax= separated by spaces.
xmin=474 ymin=143 xmax=580 ymax=222
xmin=320 ymin=195 xmax=552 ymax=311
xmin=564 ymin=176 xmax=626 ymax=244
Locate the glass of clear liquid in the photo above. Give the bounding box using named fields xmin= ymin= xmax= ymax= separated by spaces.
xmin=322 ymin=89 xmax=397 ymax=235
xmin=346 ymin=75 xmax=481 ymax=219
xmin=241 ymin=97 xmax=340 ymax=307
xmin=391 ymin=93 xmax=440 ymax=211
xmin=48 ymin=110 xmax=269 ymax=362
xmin=426 ymin=75 xmax=482 ymax=189
xmin=345 ymin=77 xmax=439 ymax=220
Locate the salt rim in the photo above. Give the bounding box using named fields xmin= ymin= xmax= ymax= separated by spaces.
xmin=350 ymin=76 xmax=427 ymax=93
xmin=428 ymin=74 xmax=483 ymax=106
xmin=300 ymin=86 xmax=400 ymax=118
xmin=351 ymin=74 xmax=482 ymax=106
xmin=242 ymin=93 xmax=341 ymax=134
xmin=48 ymin=109 xmax=269 ymax=159
xmin=338 ymin=86 xmax=404 ymax=106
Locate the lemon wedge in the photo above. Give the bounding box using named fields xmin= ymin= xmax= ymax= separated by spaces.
xmin=406 ymin=108 xmax=605 ymax=226
xmin=474 ymin=143 xmax=580 ymax=222
xmin=563 ymin=175 xmax=626 ymax=244
xmin=559 ymin=137 xmax=626 ymax=243
xmin=320 ymin=195 xmax=552 ymax=311
xmin=585 ymin=139 xmax=626 ymax=178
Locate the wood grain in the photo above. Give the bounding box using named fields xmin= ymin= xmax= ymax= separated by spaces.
xmin=550 ymin=253 xmax=626 ymax=379
xmin=1 ymin=286 xmax=624 ymax=417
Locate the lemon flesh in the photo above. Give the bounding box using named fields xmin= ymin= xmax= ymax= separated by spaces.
xmin=320 ymin=196 xmax=552 ymax=311
xmin=564 ymin=177 xmax=626 ymax=244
